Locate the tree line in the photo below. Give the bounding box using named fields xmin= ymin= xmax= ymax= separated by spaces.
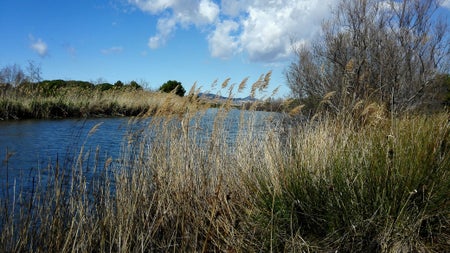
xmin=0 ymin=62 xmax=189 ymax=98
xmin=0 ymin=63 xmax=145 ymax=97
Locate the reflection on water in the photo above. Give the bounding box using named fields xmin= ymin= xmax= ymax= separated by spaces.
xmin=0 ymin=117 xmax=134 ymax=196
xmin=0 ymin=117 xmax=131 ymax=170
xmin=0 ymin=109 xmax=279 ymax=197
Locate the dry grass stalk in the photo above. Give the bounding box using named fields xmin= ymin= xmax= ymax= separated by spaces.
xmin=238 ymin=77 xmax=249 ymax=93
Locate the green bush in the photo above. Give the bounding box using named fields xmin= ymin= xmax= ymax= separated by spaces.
xmin=95 ymin=83 xmax=113 ymax=91
xmin=38 ymin=80 xmax=66 ymax=96
xmin=128 ymin=81 xmax=142 ymax=90
xmin=159 ymin=80 xmax=186 ymax=97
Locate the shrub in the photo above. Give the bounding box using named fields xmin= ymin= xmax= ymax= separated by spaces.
xmin=159 ymin=80 xmax=186 ymax=97
xmin=95 ymin=83 xmax=113 ymax=91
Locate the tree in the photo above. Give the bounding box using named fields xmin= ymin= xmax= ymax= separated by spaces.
xmin=114 ymin=80 xmax=124 ymax=88
xmin=21 ymin=61 xmax=42 ymax=96
xmin=159 ymin=80 xmax=186 ymax=97
xmin=129 ymin=80 xmax=143 ymax=90
xmin=26 ymin=61 xmax=42 ymax=84
xmin=96 ymin=83 xmax=113 ymax=91
xmin=287 ymin=0 xmax=449 ymax=113
xmin=0 ymin=64 xmax=27 ymax=87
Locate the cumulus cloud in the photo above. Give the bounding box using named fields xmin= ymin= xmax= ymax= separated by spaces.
xmin=29 ymin=35 xmax=48 ymax=57
xmin=129 ymin=0 xmax=336 ymax=62
xmin=101 ymin=46 xmax=123 ymax=55
xmin=199 ymin=0 xmax=220 ymax=23
xmin=208 ymin=20 xmax=240 ymax=58
xmin=131 ymin=0 xmax=220 ymax=49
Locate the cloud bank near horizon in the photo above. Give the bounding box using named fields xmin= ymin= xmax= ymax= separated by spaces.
xmin=128 ymin=0 xmax=336 ymax=62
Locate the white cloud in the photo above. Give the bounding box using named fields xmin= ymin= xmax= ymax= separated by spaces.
xmin=208 ymin=20 xmax=240 ymax=58
xmin=130 ymin=0 xmax=219 ymax=49
xmin=199 ymin=0 xmax=220 ymax=23
xmin=101 ymin=46 xmax=123 ymax=55
xmin=442 ymin=0 xmax=450 ymax=9
xmin=148 ymin=17 xmax=177 ymax=48
xmin=129 ymin=0 xmax=336 ymax=62
xmin=128 ymin=0 xmax=176 ymax=13
xmin=220 ymin=0 xmax=249 ymax=16
xmin=239 ymin=0 xmax=334 ymax=62
xmin=29 ymin=35 xmax=48 ymax=57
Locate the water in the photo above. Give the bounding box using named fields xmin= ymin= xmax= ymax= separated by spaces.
xmin=0 ymin=117 xmax=129 ymax=170
xmin=0 ymin=109 xmax=279 ymax=197
xmin=0 ymin=117 xmax=135 ymax=196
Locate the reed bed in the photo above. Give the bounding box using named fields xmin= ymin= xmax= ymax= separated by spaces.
xmin=0 ymin=87 xmax=193 ymax=120
xmin=248 ymin=112 xmax=449 ymax=252
xmin=1 ymin=89 xmax=449 ymax=252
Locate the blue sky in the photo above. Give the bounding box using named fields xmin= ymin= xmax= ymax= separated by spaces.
xmin=1 ymin=0 xmax=449 ymax=98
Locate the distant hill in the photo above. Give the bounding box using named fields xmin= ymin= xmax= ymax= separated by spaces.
xmin=198 ymin=93 xmax=257 ymax=104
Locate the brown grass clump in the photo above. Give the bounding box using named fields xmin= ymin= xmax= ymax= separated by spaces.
xmin=348 ymin=100 xmax=389 ymax=127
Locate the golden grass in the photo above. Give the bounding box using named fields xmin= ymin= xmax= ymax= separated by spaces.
xmin=0 ymin=87 xmax=205 ymax=120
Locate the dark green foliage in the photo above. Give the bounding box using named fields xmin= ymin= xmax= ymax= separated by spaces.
xmin=95 ymin=81 xmax=142 ymax=91
xmin=159 ymin=80 xmax=186 ymax=97
xmin=96 ymin=83 xmax=114 ymax=91
xmin=0 ymin=99 xmax=28 ymax=120
xmin=30 ymin=99 xmax=81 ymax=118
xmin=418 ymin=73 xmax=450 ymax=111
xmin=37 ymin=80 xmax=95 ymax=96
xmin=0 ymin=83 xmax=13 ymax=96
xmin=128 ymin=80 xmax=142 ymax=90
xmin=442 ymin=74 xmax=450 ymax=106
xmin=114 ymin=80 xmax=124 ymax=88
xmin=66 ymin=80 xmax=94 ymax=90
xmin=38 ymin=80 xmax=66 ymax=96
xmin=0 ymin=99 xmax=83 ymax=119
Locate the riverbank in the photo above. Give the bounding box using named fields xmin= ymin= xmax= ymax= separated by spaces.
xmin=0 ymin=75 xmax=300 ymax=120
xmin=1 ymin=104 xmax=449 ymax=252
xmin=0 ymin=87 xmax=203 ymax=120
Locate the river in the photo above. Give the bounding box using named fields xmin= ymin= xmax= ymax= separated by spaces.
xmin=0 ymin=108 xmax=279 ymax=197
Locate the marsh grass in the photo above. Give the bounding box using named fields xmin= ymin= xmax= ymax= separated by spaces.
xmin=250 ymin=111 xmax=450 ymax=252
xmin=0 ymin=79 xmax=449 ymax=252
xmin=0 ymin=87 xmax=194 ymax=120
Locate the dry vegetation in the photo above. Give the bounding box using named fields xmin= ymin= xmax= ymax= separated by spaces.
xmin=1 ymin=83 xmax=449 ymax=252
xmin=1 ymin=0 xmax=448 ymax=250
xmin=0 ymin=85 xmax=201 ymax=120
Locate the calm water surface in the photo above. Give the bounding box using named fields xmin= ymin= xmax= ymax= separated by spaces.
xmin=0 ymin=117 xmax=131 ymax=170
xmin=0 ymin=109 xmax=278 ymax=196
xmin=0 ymin=116 xmax=138 ymax=195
